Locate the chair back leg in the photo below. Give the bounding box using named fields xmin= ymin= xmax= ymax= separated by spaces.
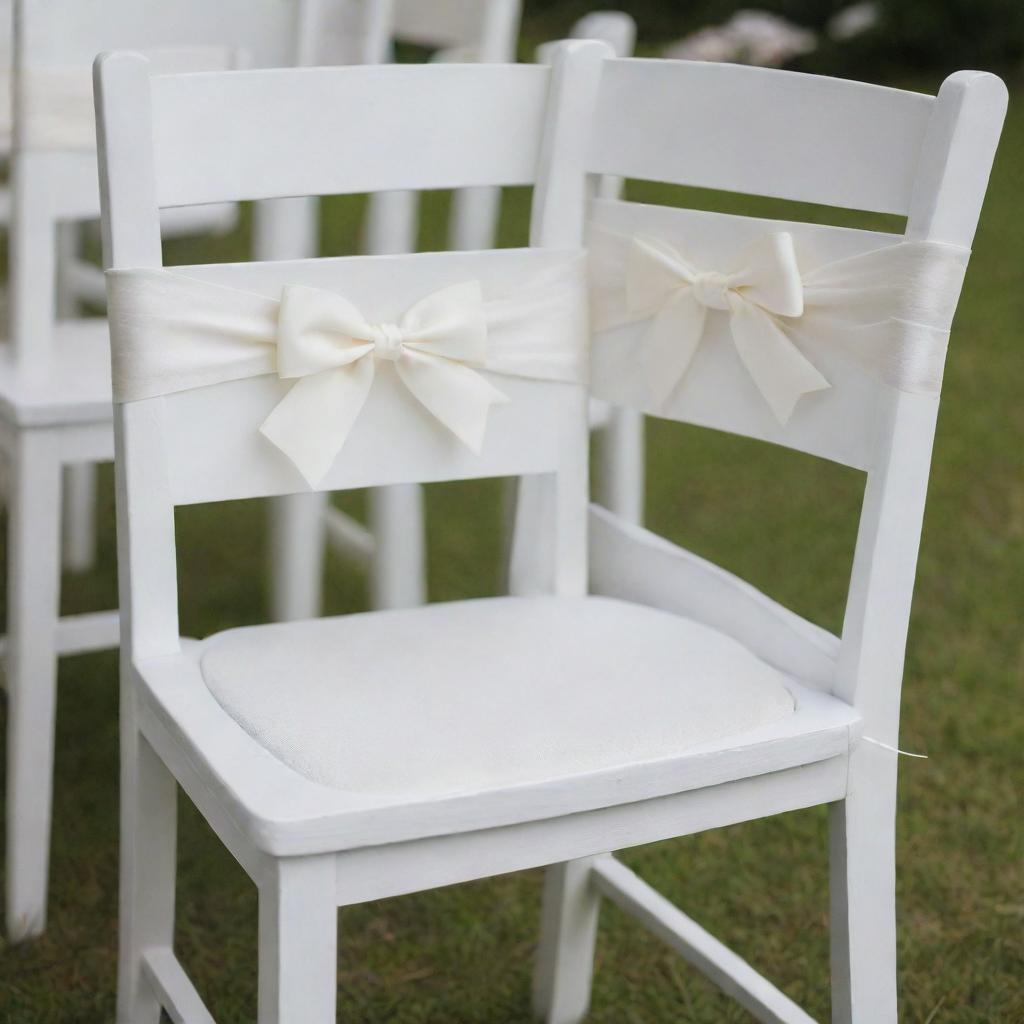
xmin=829 ymin=748 xmax=899 ymax=1023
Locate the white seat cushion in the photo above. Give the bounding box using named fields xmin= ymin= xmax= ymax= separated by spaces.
xmin=199 ymin=596 xmax=795 ymax=799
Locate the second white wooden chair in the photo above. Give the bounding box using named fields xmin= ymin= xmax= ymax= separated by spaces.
xmin=530 ymin=55 xmax=1005 ymax=1024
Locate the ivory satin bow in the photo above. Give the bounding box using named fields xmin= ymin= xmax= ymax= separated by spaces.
xmin=261 ymin=281 xmax=508 ymax=486
xmin=627 ymin=232 xmax=831 ymax=422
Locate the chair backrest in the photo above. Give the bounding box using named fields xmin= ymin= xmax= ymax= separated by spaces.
xmin=7 ymin=0 xmax=321 ymax=368
xmin=584 ymin=57 xmax=1006 ymax=734
xmin=97 ymin=42 xmax=605 ymax=658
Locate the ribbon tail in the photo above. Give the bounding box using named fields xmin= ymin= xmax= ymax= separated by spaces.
xmin=728 ymin=299 xmax=831 ymax=423
xmin=395 ymin=350 xmax=508 ymax=454
xmin=259 ymin=359 xmax=375 ymax=487
xmin=644 ymin=291 xmax=707 ymax=411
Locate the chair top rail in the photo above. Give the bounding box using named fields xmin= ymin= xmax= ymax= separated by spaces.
xmin=143 ymin=62 xmax=551 ymax=208
xmin=587 ymin=57 xmax=935 ymax=216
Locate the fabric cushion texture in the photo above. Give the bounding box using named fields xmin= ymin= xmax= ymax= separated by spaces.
xmin=199 ymin=595 xmax=795 ymax=798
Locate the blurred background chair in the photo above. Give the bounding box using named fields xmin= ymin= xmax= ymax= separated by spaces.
xmin=0 ymin=0 xmax=393 ymax=944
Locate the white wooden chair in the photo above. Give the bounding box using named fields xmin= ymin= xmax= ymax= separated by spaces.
xmin=528 ymin=58 xmax=1005 ymax=1024
xmin=97 ymin=46 xmax=1005 ymax=1024
xmin=0 ymin=0 xmax=367 ymax=944
xmin=97 ymin=40 xmax=602 ymax=1023
xmin=271 ymin=5 xmax=644 ymax=622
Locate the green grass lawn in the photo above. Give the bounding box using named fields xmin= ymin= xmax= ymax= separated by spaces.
xmin=0 ymin=74 xmax=1021 ymax=1022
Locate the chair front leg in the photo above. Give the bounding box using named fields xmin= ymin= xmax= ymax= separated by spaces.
xmin=533 ymin=858 xmax=603 ymax=1024
xmin=4 ymin=429 xmax=62 ymax=942
xmin=258 ymin=855 xmax=337 ymax=1024
xmin=829 ymin=749 xmax=899 ymax=1024
xmin=117 ymin=726 xmax=177 ymax=1024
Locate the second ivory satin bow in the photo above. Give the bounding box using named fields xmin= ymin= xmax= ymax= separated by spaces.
xmin=261 ymin=280 xmax=508 ymax=486
xmin=626 ymin=232 xmax=831 ymax=422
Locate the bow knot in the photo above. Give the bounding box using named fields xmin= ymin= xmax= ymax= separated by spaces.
xmin=370 ymin=322 xmax=405 ymax=362
xmin=259 ymin=280 xmax=508 ymax=486
xmin=692 ymin=271 xmax=733 ymax=312
xmin=627 ymin=232 xmax=829 ymax=422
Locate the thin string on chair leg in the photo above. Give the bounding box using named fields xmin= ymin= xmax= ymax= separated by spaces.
xmin=862 ymin=736 xmax=929 ymax=759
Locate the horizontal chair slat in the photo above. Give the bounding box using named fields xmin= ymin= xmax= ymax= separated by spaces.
xmin=588 ymin=58 xmax=934 ymax=215
xmin=149 ymin=63 xmax=551 ymax=207
xmin=591 ymin=856 xmax=819 ymax=1024
xmin=141 ymin=946 xmax=217 ymax=1024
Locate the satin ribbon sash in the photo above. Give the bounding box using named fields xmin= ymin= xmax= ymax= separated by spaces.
xmin=591 ymin=226 xmax=970 ymax=422
xmin=107 ymin=254 xmax=588 ymax=486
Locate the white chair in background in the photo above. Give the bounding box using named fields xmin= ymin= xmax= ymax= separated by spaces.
xmin=97 ymin=40 xmax=599 ymax=1022
xmin=531 ymin=58 xmax=1005 ymax=1024
xmin=0 ymin=0 xmax=389 ymax=944
xmin=0 ymin=1 xmax=250 ymax=575
xmin=271 ymin=4 xmax=643 ymax=622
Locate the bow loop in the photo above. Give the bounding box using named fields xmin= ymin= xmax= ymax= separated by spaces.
xmin=625 ymin=231 xmax=828 ymax=421
xmin=277 ymin=285 xmax=374 ymax=378
xmin=262 ymin=281 xmax=507 ymax=486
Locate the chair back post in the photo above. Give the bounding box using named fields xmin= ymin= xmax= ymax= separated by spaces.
xmin=356 ymin=0 xmax=396 ymax=66
xmin=508 ymin=38 xmax=608 ymax=599
xmin=96 ymin=51 xmax=180 ymax=661
xmin=834 ymin=71 xmax=1007 ymax=737
xmin=570 ymin=11 xmax=636 ymax=59
xmin=477 ymin=0 xmax=522 ymax=62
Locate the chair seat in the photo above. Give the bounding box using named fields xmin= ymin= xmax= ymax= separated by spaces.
xmin=134 ymin=595 xmax=860 ymax=857
xmin=0 ymin=319 xmax=113 ymax=426
xmin=200 ymin=596 xmax=795 ymax=798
